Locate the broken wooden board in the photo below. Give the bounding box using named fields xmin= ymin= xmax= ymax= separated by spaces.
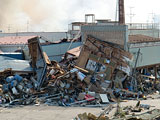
xmin=28 ymin=37 xmax=47 ymax=90
xmin=43 ymin=52 xmax=51 ymax=65
xmin=77 ymin=35 xmax=133 ymax=78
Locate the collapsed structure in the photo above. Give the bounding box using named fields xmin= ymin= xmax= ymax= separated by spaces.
xmin=0 ymin=11 xmax=159 ymax=108
xmin=0 ymin=26 xmax=159 ymax=107
xmin=0 ymin=6 xmax=159 ymax=109
xmin=0 ymin=0 xmax=160 ymax=119
xmin=0 ymin=35 xmax=133 ymax=106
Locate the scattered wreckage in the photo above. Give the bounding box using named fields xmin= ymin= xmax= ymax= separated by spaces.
xmin=74 ymin=102 xmax=160 ymax=120
xmin=0 ymin=35 xmax=159 ymax=110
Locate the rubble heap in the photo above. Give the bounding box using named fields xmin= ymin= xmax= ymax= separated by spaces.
xmin=0 ymin=36 xmax=159 ymax=107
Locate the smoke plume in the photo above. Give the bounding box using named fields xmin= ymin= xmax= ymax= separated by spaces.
xmin=0 ymin=0 xmax=117 ymax=32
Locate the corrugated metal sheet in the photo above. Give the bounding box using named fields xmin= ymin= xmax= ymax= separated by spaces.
xmin=0 ymin=56 xmax=33 ymax=72
xmin=42 ymin=42 xmax=82 ymax=61
xmin=0 ymin=41 xmax=81 ymax=61
xmin=129 ymin=46 xmax=160 ymax=68
xmin=0 ymin=52 xmax=23 ymax=60
xmin=0 ymin=45 xmax=26 ymax=52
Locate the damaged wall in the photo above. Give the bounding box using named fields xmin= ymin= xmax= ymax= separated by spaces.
xmin=129 ymin=45 xmax=160 ymax=68
xmin=81 ymin=25 xmax=128 ymax=50
xmin=128 ymin=35 xmax=160 ymax=68
xmin=77 ymin=35 xmax=133 ymax=80
xmin=42 ymin=42 xmax=82 ymax=62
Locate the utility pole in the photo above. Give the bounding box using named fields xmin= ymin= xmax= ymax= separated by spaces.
xmin=128 ymin=7 xmax=135 ymax=25
xmin=27 ymin=20 xmax=29 ymax=32
xmin=119 ymin=0 xmax=125 ymax=25
xmin=150 ymin=12 xmax=155 ymax=24
xmin=8 ymin=24 xmax=11 ymax=33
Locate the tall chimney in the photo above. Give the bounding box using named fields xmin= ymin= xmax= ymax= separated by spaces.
xmin=119 ymin=0 xmax=125 ymax=24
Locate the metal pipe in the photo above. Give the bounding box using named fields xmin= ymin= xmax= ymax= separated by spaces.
xmin=119 ymin=0 xmax=125 ymax=24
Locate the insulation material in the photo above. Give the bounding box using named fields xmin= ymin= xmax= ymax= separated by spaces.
xmin=99 ymin=94 xmax=109 ymax=103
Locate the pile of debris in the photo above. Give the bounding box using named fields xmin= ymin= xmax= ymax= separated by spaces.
xmin=0 ymin=35 xmax=157 ymax=107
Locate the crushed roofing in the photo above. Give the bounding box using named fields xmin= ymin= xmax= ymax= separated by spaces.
xmin=0 ymin=36 xmax=37 ymax=45
xmin=129 ymin=34 xmax=160 ymax=43
xmin=0 ymin=56 xmax=33 ymax=72
xmin=67 ymin=46 xmax=81 ymax=57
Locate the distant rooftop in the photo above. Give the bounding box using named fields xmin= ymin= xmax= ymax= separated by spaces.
xmin=0 ymin=32 xmax=67 ymax=42
xmin=129 ymin=34 xmax=160 ymax=43
xmin=0 ymin=36 xmax=37 ymax=45
xmin=127 ymin=23 xmax=159 ymax=30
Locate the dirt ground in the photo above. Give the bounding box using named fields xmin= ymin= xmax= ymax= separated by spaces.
xmin=1 ymin=94 xmax=160 ymax=120
xmin=0 ymin=105 xmax=102 ymax=120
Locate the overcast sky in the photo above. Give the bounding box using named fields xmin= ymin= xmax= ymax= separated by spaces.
xmin=0 ymin=0 xmax=160 ymax=32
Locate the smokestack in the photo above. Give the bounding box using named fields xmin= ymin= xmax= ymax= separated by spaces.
xmin=119 ymin=0 xmax=125 ymax=25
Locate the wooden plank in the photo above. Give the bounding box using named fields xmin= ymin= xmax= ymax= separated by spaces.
xmin=74 ymin=65 xmax=89 ymax=73
xmin=43 ymin=52 xmax=51 ymax=65
xmin=76 ymin=48 xmax=90 ymax=68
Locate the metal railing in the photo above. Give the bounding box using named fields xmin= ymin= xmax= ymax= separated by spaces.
xmin=126 ymin=23 xmax=160 ymax=30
